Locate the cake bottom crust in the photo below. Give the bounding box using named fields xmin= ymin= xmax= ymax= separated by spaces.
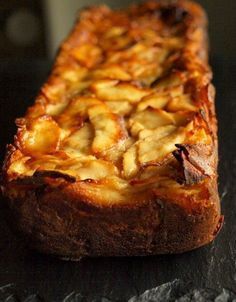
xmin=2 ymin=179 xmax=223 ymax=260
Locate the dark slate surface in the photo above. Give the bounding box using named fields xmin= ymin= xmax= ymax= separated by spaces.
xmin=0 ymin=58 xmax=235 ymax=301
xmin=1 ymin=279 xmax=236 ymax=301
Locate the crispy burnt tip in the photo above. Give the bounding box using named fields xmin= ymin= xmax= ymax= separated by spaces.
xmin=160 ymin=4 xmax=189 ymax=25
xmin=33 ymin=170 xmax=76 ymax=183
xmin=6 ymin=171 xmax=76 ymax=188
xmin=173 ymin=144 xmax=214 ymax=185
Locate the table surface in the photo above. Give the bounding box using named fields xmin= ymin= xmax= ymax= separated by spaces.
xmin=0 ymin=58 xmax=235 ymax=301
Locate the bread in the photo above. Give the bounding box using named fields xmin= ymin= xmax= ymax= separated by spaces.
xmin=1 ymin=0 xmax=223 ymax=260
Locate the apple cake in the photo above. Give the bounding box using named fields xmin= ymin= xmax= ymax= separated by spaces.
xmin=1 ymin=0 xmax=223 ymax=259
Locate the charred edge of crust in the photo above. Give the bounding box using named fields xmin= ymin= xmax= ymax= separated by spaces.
xmin=173 ymin=143 xmax=215 ymax=185
xmin=33 ymin=170 xmax=76 ymax=183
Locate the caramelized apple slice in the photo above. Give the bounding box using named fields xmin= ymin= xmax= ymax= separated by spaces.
xmin=46 ymin=63 xmax=89 ymax=99
xmin=61 ymin=123 xmax=94 ymax=157
xmin=169 ymin=85 xmax=184 ymax=97
xmin=91 ymin=80 xmax=150 ymax=103
xmin=187 ymin=126 xmax=212 ymax=145
xmin=105 ymin=101 xmax=133 ymax=116
xmin=44 ymin=157 xmax=118 ymax=180
xmin=101 ymin=26 xmax=132 ymax=51
xmin=129 ymin=108 xmax=175 ymax=137
xmin=88 ymin=103 xmax=127 ymax=155
xmin=170 ymin=111 xmax=195 ymax=126
xmin=91 ymin=65 xmax=131 ymax=81
xmin=28 ymin=156 xmax=115 ymax=181
xmin=70 ymin=44 xmax=102 ymax=68
xmin=54 ymin=64 xmax=88 ymax=83
xmin=46 ymin=101 xmax=69 ymax=116
xmin=41 ymin=79 xmax=66 ymax=103
xmin=17 ymin=116 xmax=61 ymax=157
xmin=107 ymin=43 xmax=164 ymax=65
xmin=122 ymin=144 xmax=139 ymax=179
xmin=61 ymin=97 xmax=101 ymax=118
xmin=138 ymin=127 xmax=187 ymax=164
xmin=123 ymin=125 xmax=176 ymax=179
xmin=153 ymin=71 xmax=186 ymax=91
xmin=126 ymin=50 xmax=168 ymax=83
xmin=139 ymin=125 xmax=177 ymax=140
xmin=136 ymin=93 xmax=171 ymax=111
xmin=166 ymin=94 xmax=197 ymax=112
xmin=103 ymin=26 xmax=127 ymax=39
xmin=56 ymin=97 xmax=101 ymax=130
xmin=106 ymin=43 xmax=148 ymax=64
xmin=73 ymin=160 xmax=119 ymax=180
xmin=28 ymin=154 xmax=67 ymax=172
xmin=104 ymin=136 xmax=135 ymax=163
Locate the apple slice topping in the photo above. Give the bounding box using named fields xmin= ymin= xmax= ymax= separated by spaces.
xmin=17 ymin=116 xmax=61 ymax=157
xmin=129 ymin=108 xmax=175 ymax=137
xmin=91 ymin=80 xmax=150 ymax=103
xmin=88 ymin=103 xmax=127 ymax=156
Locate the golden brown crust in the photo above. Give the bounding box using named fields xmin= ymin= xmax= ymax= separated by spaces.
xmin=1 ymin=0 xmax=222 ymax=259
xmin=1 ymin=177 xmax=222 ymax=258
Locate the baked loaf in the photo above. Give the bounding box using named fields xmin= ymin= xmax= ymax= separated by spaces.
xmin=1 ymin=0 xmax=223 ymax=259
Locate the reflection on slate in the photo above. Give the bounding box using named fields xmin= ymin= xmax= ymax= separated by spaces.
xmin=129 ymin=280 xmax=236 ymax=302
xmin=0 ymin=58 xmax=236 ymax=301
xmin=0 ymin=284 xmax=42 ymax=302
xmin=1 ymin=280 xmax=236 ymax=301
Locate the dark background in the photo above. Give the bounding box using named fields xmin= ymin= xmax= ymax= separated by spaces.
xmin=195 ymin=0 xmax=236 ymax=59
xmin=0 ymin=1 xmax=236 ymax=301
xmin=0 ymin=0 xmax=235 ymax=59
